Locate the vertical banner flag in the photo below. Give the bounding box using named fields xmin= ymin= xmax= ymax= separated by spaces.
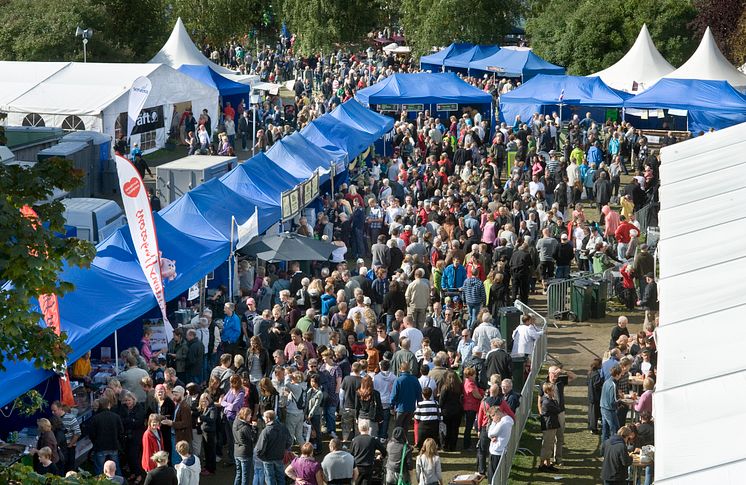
xmin=236 ymin=207 xmax=259 ymax=249
xmin=127 ymin=76 xmax=152 ymax=138
xmin=114 ymin=154 xmax=173 ymax=340
xmin=20 ymin=206 xmax=74 ymax=406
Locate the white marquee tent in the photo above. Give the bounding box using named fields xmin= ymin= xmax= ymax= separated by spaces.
xmin=663 ymin=26 xmax=746 ymax=89
xmin=590 ymin=24 xmax=674 ymax=92
xmin=655 ymin=123 xmax=746 ymax=483
xmin=0 ymin=62 xmax=218 ymax=152
xmin=149 ymin=18 xmax=258 ymax=87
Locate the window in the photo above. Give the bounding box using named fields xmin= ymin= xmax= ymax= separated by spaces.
xmin=22 ymin=113 xmax=45 ymax=127
xmin=62 ymin=115 xmax=85 ymax=131
xmin=140 ymin=130 xmax=157 ymax=151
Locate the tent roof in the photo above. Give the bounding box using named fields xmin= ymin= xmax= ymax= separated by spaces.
xmin=177 ymin=64 xmax=248 ymax=97
xmin=0 ymin=61 xmax=69 ymax=106
xmin=591 ymin=24 xmax=675 ymax=92
xmin=1 ymin=63 xmax=218 ymax=116
xmin=499 ymin=74 xmax=632 ymax=106
xmin=443 ymin=45 xmax=500 ymax=69
xmin=329 ymin=99 xmax=396 ymax=138
xmin=654 ymin=121 xmax=746 ymax=483
xmin=419 ymin=43 xmax=474 ymax=69
xmin=664 ymin=27 xmax=746 ymax=88
xmin=469 ymin=47 xmax=565 ymax=79
xmin=625 ymin=78 xmax=746 ymax=112
xmin=265 ymin=132 xmax=335 ymax=181
xmin=355 ymin=72 xmax=493 ymax=106
xmin=150 ymin=17 xmax=235 ymax=75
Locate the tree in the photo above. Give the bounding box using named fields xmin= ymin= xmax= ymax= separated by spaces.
xmin=0 ymin=159 xmax=96 ymax=372
xmin=526 ymin=0 xmax=698 ymax=75
xmin=401 ymin=0 xmax=524 ymax=57
xmin=281 ymin=0 xmax=377 ymax=55
xmin=691 ymin=0 xmax=746 ymax=65
xmin=97 ymin=0 xmax=170 ymax=61
xmin=171 ymin=0 xmax=263 ymax=47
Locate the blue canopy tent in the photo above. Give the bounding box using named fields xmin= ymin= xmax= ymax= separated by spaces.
xmin=265 ymin=132 xmax=337 ymax=182
xmin=177 ymin=64 xmax=250 ymax=111
xmin=443 ymin=45 xmax=500 ymax=74
xmin=329 ymin=99 xmax=396 ymax=139
xmin=469 ymin=48 xmax=565 ymax=81
xmin=220 ymin=153 xmax=303 ymax=204
xmin=623 ymin=78 xmax=746 ymax=133
xmin=419 ymin=43 xmax=474 ymax=72
xmin=499 ymin=74 xmax=632 ymax=125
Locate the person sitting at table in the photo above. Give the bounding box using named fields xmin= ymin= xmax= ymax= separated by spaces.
xmin=71 ymin=351 xmax=92 ymax=381
xmin=634 ymin=378 xmax=654 ymax=416
xmin=631 ymin=349 xmax=654 ymax=378
xmin=633 ymin=411 xmax=655 ymax=485
xmin=629 ymin=332 xmax=647 ymax=358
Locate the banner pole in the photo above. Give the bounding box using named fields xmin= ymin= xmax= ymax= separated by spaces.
xmin=114 ymin=330 xmax=119 ymax=375
xmin=229 ymin=216 xmax=235 ymax=300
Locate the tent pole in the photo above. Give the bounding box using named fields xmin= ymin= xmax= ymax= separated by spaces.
xmin=330 ymin=161 xmax=335 ymax=193
xmin=114 ymin=330 xmax=119 ymax=374
xmin=229 ymin=216 xmax=235 ymax=300
xmin=252 ymin=104 xmax=257 ymax=156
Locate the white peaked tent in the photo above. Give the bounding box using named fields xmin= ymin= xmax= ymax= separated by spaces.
xmin=150 ymin=17 xmax=236 ymax=75
xmin=664 ymin=26 xmax=746 ymax=89
xmin=655 ymin=123 xmax=746 ymax=484
xmin=590 ymin=24 xmax=674 ymax=92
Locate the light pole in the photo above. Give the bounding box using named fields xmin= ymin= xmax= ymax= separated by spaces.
xmin=75 ymin=27 xmax=93 ymax=62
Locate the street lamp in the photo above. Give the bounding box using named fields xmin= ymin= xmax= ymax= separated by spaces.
xmin=75 ymin=27 xmax=94 ymax=62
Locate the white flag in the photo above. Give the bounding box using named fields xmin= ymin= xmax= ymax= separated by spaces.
xmin=127 ymin=76 xmax=152 ymax=138
xmin=236 ymin=207 xmax=259 ymax=249
xmin=114 ymin=154 xmax=173 ymax=340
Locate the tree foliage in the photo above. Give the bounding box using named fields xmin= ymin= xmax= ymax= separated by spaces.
xmin=526 ymin=0 xmax=698 ymax=75
xmin=402 ymin=0 xmax=524 ymax=56
xmin=0 ymin=0 xmax=169 ymax=62
xmin=0 ymin=159 xmax=96 ymax=373
xmin=2 ymin=462 xmax=108 ymax=484
xmin=171 ymin=0 xmax=263 ymax=47
xmin=691 ymin=0 xmax=746 ymax=65
xmin=280 ymin=0 xmax=377 ymax=55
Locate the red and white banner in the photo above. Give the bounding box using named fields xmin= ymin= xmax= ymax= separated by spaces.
xmin=127 ymin=76 xmax=152 ymax=138
xmin=114 ymin=154 xmax=173 ymax=340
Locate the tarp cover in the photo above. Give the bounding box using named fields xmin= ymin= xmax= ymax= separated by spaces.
xmin=498 ymin=74 xmax=632 ymax=123
xmin=177 ymin=65 xmax=249 ymax=97
xmin=624 ymin=78 xmax=746 ymax=133
xmin=355 ymin=72 xmax=493 ymax=107
xmin=469 ymin=47 xmax=565 ymax=80
xmin=590 ymin=24 xmax=675 ymax=92
xmin=419 ymin=43 xmax=474 ymax=71
xmin=443 ymin=45 xmax=500 ymax=70
xmin=655 ymin=121 xmax=746 ymax=484
xmin=150 ymin=17 xmax=235 ymax=75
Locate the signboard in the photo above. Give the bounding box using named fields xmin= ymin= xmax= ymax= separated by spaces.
xmin=401 ymin=104 xmax=424 ymax=112
xmin=378 ymin=104 xmax=400 ymax=112
xmin=281 ymin=187 xmax=301 ymax=221
xmin=300 ymin=170 xmax=320 ymax=206
xmin=507 ymin=150 xmax=517 ymax=174
xmin=436 ymin=103 xmax=458 ymax=112
xmin=487 ymin=66 xmax=506 ymax=73
xmin=119 ymin=105 xmax=165 ymax=135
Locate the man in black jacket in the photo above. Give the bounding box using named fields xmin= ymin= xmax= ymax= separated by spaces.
xmin=553 ymin=233 xmax=575 ymax=279
xmin=485 ymin=338 xmax=512 ymax=381
xmin=637 ymin=273 xmax=658 ymax=326
xmin=88 ymin=398 xmax=124 ymax=476
xmin=509 ymin=242 xmax=533 ymax=303
xmin=601 ymin=426 xmax=634 ymax=484
xmin=184 ymin=329 xmax=204 ymax=384
xmin=256 ymin=410 xmax=293 ymax=485
xmin=350 ymin=420 xmax=387 ymax=485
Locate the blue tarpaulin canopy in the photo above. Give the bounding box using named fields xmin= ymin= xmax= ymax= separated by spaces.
xmin=177 ymin=65 xmax=249 ymax=97
xmin=420 ymin=43 xmax=474 ymax=72
xmin=0 ymin=99 xmax=393 ymax=409
xmin=469 ymin=48 xmax=565 ymax=80
xmin=499 ymin=74 xmax=632 ymax=123
xmin=623 ymin=78 xmax=746 ymax=133
xmin=355 ymin=72 xmax=493 ymax=107
xmin=443 ymin=45 xmax=500 ymax=71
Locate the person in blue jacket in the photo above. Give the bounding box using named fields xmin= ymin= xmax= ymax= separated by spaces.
xmin=441 ymin=257 xmax=467 ymax=290
xmin=600 ymin=364 xmax=622 ymax=449
xmin=390 ymin=361 xmax=422 ymax=434
xmin=221 ymin=302 xmax=242 ymax=356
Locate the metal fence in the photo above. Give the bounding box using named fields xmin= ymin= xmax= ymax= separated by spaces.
xmin=634 ymin=201 xmax=659 ymax=234
xmin=545 ymin=273 xmax=592 ymax=326
xmin=491 ymin=299 xmax=548 ymax=485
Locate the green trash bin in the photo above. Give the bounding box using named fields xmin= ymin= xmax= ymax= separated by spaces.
xmin=590 ymin=278 xmax=608 ymax=319
xmin=571 ymin=279 xmax=593 ymax=322
xmin=511 ymin=354 xmax=527 ymax=392
xmin=498 ymin=306 xmax=523 ymax=351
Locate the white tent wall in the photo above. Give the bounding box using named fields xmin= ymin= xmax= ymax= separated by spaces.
xmin=2 ymin=62 xmax=218 ymax=154
xmin=656 ymin=122 xmax=746 ymax=483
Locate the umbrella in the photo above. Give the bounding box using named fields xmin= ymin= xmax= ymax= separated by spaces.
xmin=240 ymin=232 xmax=337 ymax=262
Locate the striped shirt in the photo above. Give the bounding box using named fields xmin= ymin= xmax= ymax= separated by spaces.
xmin=414 ymin=399 xmax=441 ymax=422
xmin=61 ymin=412 xmax=81 ymax=442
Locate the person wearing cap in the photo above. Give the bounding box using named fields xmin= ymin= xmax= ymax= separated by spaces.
xmin=553 ymin=232 xmax=574 ymax=280
xmin=166 ymin=385 xmax=192 ymax=465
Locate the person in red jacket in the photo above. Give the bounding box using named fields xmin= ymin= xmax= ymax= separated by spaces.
xmin=614 ymin=218 xmax=637 ymax=261
xmin=141 ymin=414 xmax=164 ymax=473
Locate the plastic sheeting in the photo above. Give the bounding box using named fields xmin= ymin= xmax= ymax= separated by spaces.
xmin=469 ymin=47 xmax=565 ymax=80
xmin=355 ymin=72 xmax=493 ymax=107
xmin=498 ymin=74 xmax=631 ymax=123
xmin=420 ymin=43 xmax=474 ymax=72
xmin=655 ymin=121 xmax=746 ymax=483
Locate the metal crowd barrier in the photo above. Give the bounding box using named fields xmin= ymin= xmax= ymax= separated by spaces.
xmin=491 ymin=299 xmax=548 ymax=485
xmin=545 ymin=272 xmax=592 ymax=327
xmin=634 ymin=201 xmax=659 ymax=234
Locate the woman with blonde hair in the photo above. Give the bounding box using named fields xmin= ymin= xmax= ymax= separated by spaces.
xmin=143 ymin=450 xmax=176 ymax=485
xmin=142 ymin=414 xmax=164 ymax=473
xmin=30 ymin=418 xmax=59 ymax=468
xmin=197 ymin=393 xmax=217 ymax=476
xmin=246 ymin=335 xmax=271 ymax=384
xmin=416 ymin=437 xmax=442 ymax=485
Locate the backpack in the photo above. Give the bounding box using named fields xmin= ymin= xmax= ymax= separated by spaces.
xmin=293 ymin=387 xmax=307 ymax=410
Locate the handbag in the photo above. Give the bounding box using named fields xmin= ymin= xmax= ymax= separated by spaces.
xmin=397 ymin=443 xmax=410 ymax=485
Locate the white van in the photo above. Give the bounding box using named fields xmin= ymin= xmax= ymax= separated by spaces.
xmin=62 ymin=198 xmax=126 ymax=244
